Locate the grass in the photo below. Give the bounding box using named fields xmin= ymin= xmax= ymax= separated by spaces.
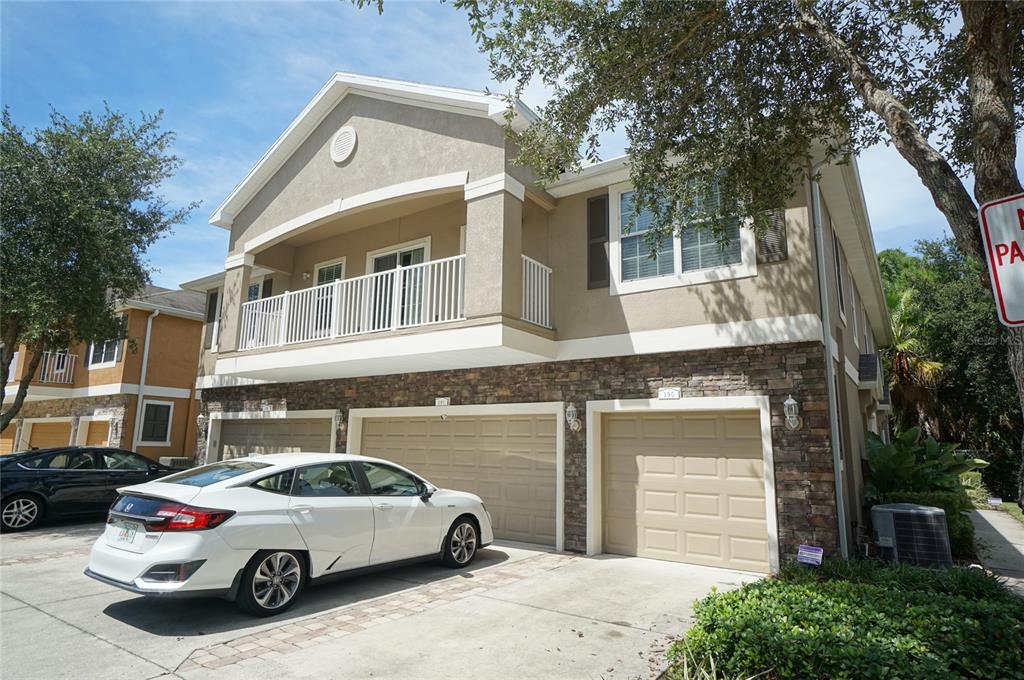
xmin=1003 ymin=501 xmax=1024 ymax=527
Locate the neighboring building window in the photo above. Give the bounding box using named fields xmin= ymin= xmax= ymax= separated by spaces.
xmin=619 ymin=191 xmax=673 ymax=281
xmin=315 ymin=259 xmax=345 ymax=285
xmin=89 ymin=339 xmax=119 ymax=367
xmin=140 ymin=401 xmax=172 ymax=444
xmin=832 ymin=229 xmax=846 ymax=315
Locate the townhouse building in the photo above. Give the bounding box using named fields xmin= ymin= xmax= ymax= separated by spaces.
xmin=186 ymin=73 xmax=891 ymax=572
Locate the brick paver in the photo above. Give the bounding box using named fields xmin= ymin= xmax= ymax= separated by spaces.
xmin=177 ymin=552 xmax=574 ymax=673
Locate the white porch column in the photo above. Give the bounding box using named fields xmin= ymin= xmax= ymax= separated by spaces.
xmin=217 ymin=253 xmax=254 ymax=353
xmin=463 ymin=175 xmax=524 ymax=321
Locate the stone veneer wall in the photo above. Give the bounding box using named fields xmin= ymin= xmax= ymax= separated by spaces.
xmin=201 ymin=341 xmax=839 ymax=559
xmin=10 ymin=395 xmax=132 ymax=448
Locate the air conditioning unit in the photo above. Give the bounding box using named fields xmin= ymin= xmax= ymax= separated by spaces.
xmin=158 ymin=456 xmax=192 ymax=469
xmin=871 ymin=503 xmax=953 ymax=567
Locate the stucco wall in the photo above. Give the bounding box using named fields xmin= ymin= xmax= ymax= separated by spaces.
xmin=231 ymin=94 xmax=508 ymax=253
xmin=545 ymin=184 xmax=820 ymax=340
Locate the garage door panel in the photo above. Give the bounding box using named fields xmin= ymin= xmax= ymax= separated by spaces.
xmin=29 ymin=421 xmax=72 ymax=449
xmin=361 ymin=414 xmax=556 ymax=546
xmin=219 ymin=419 xmax=331 ymax=459
xmin=85 ymin=421 xmax=110 ymax=446
xmin=603 ymin=410 xmax=770 ymax=572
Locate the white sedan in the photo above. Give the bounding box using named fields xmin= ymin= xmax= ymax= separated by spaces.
xmin=85 ymin=453 xmax=493 ymax=616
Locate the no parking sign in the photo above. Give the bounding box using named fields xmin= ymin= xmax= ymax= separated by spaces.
xmin=980 ymin=192 xmax=1024 ymax=326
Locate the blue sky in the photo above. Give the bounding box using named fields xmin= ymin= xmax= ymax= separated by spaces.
xmin=3 ymin=1 xmax=1019 ymax=289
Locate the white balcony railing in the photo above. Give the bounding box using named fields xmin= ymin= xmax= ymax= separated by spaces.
xmin=239 ymin=255 xmax=466 ymax=351
xmin=522 ymin=255 xmax=552 ymax=329
xmin=37 ymin=351 xmax=76 ymax=384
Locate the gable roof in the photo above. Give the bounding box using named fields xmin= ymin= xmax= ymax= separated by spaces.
xmin=209 ymin=72 xmax=539 ymax=230
xmin=120 ymin=286 xmax=205 ymax=320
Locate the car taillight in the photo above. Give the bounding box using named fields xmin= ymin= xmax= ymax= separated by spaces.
xmin=147 ymin=503 xmax=234 ymax=532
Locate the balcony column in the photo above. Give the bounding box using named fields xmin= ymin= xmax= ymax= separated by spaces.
xmin=216 ymin=253 xmax=253 ymax=353
xmin=463 ymin=175 xmax=524 ymax=321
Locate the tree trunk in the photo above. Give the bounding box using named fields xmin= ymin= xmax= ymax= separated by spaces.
xmin=797 ymin=1 xmax=1024 ymax=504
xmin=0 ymin=344 xmax=44 ymax=432
xmin=961 ymin=0 xmax=1024 ymax=504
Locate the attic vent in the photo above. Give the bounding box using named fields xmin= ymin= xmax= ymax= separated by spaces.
xmin=330 ymin=126 xmax=357 ymax=163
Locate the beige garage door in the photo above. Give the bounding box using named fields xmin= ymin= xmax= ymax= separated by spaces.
xmin=219 ymin=419 xmax=332 ymax=460
xmin=85 ymin=421 xmax=109 ymax=446
xmin=0 ymin=425 xmax=16 ymax=454
xmin=29 ymin=421 xmax=72 ymax=449
xmin=603 ymin=411 xmax=770 ymax=572
xmin=361 ymin=415 xmax=556 ymax=545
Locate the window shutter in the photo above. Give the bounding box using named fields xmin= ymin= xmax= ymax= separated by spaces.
xmin=587 ymin=195 xmax=610 ymax=289
xmin=756 ymin=209 xmax=788 ymax=263
xmin=203 ymin=291 xmax=219 ymax=349
xmin=261 ymin=279 xmax=274 ymax=298
xmin=114 ymin=339 xmax=124 ymax=363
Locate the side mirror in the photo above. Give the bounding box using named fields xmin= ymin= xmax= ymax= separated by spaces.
xmin=419 ymin=485 xmax=435 ymax=502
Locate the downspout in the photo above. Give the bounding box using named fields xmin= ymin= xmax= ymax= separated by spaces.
xmin=808 ymin=166 xmax=850 ymax=559
xmin=131 ymin=310 xmax=160 ymax=452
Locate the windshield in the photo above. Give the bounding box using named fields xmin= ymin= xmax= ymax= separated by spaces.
xmin=161 ymin=460 xmax=270 ymax=487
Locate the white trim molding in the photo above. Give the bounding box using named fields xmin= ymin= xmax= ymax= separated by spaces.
xmin=546 ymin=156 xmax=630 ymax=198
xmin=17 ymin=416 xmax=75 ymax=450
xmin=243 ymin=171 xmax=468 ymax=254
xmin=205 ymin=409 xmax=340 ymax=462
xmin=138 ymin=399 xmax=174 ymax=447
xmin=2 ymin=382 xmax=194 ymax=404
xmin=464 ymin=173 xmax=525 ymax=203
xmin=347 ymin=402 xmax=565 ymax=552
xmin=75 ymin=414 xmax=115 ymax=446
xmin=844 ymin=357 xmax=860 ymax=383
xmin=584 ymin=395 xmax=780 ymax=573
xmin=225 ymin=253 xmax=255 ymax=270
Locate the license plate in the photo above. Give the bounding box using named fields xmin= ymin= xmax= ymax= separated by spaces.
xmin=115 ymin=522 xmax=138 ymax=543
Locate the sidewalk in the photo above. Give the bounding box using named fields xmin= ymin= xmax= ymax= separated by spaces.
xmin=968 ymin=509 xmax=1024 ymax=596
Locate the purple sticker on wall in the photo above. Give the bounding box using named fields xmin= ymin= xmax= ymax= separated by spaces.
xmin=797 ymin=544 xmax=823 ymax=566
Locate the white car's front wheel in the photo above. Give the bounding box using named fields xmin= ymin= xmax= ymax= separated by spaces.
xmin=237 ymin=550 xmax=306 ymax=616
xmin=441 ymin=517 xmax=479 ymax=568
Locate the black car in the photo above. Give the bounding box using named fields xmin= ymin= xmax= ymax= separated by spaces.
xmin=0 ymin=447 xmax=175 ymax=532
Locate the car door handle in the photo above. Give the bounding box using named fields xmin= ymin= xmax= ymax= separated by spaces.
xmin=376 ymin=503 xmax=394 ymax=510
xmin=292 ymin=505 xmax=313 ymax=514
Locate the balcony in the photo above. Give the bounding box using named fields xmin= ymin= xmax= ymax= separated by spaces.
xmin=239 ymin=255 xmax=467 ymax=351
xmin=37 ymin=351 xmax=77 ymax=385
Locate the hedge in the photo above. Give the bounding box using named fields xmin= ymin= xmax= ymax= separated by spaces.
xmin=667 ymin=560 xmax=1024 ymax=680
xmin=879 ymin=490 xmax=975 ymax=557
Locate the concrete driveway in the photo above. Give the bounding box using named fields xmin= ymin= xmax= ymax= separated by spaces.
xmin=0 ymin=519 xmax=757 ymax=680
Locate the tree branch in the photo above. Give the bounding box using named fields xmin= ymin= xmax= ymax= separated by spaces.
xmin=793 ymin=0 xmax=983 ymax=261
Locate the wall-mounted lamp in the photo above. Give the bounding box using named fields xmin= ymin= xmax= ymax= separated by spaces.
xmin=565 ymin=402 xmax=582 ymax=433
xmin=302 ymin=271 xmax=312 ymax=281
xmin=196 ymin=412 xmax=208 ymax=436
xmin=783 ymin=395 xmax=803 ymax=431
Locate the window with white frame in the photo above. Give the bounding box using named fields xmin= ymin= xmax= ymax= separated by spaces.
xmin=610 ymin=182 xmax=754 ymax=295
xmin=315 ymin=258 xmax=345 ymax=285
xmin=89 ymin=339 xmax=119 ymax=367
xmin=619 ymin=191 xmax=673 ymax=281
xmin=851 ymin=291 xmax=859 ymax=348
xmin=139 ymin=401 xmax=173 ymax=445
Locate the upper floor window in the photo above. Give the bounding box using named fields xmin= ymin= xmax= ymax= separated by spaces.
xmin=609 ymin=182 xmax=755 ymax=295
xmin=315 ymin=258 xmax=345 ymax=285
xmin=619 ymin=191 xmax=673 ymax=282
xmin=246 ymin=281 xmax=261 ymax=302
xmin=89 ymin=339 xmax=119 ymax=368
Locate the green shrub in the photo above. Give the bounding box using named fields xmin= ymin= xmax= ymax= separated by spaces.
xmin=960 ymin=471 xmax=991 ymax=509
xmin=880 ymin=490 xmax=975 ymax=557
xmin=864 ymin=428 xmax=987 ymax=504
xmin=669 ymin=562 xmax=1024 ymax=680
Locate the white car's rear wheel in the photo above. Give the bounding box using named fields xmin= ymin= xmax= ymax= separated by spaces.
xmin=441 ymin=517 xmax=478 ymax=568
xmin=237 ymin=550 xmax=305 ymax=616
